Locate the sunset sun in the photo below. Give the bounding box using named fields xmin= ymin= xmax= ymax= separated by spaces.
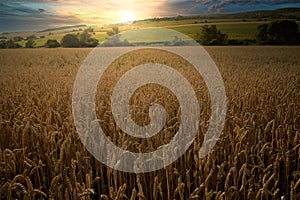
xmin=120 ymin=11 xmax=136 ymax=23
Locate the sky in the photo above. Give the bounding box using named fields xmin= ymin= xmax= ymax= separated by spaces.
xmin=0 ymin=0 xmax=299 ymax=32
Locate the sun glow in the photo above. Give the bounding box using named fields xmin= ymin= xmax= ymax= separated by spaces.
xmin=120 ymin=11 xmax=136 ymax=23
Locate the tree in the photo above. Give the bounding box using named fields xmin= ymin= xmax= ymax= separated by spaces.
xmin=256 ymin=20 xmax=300 ymax=44
xmin=46 ymin=39 xmax=60 ymax=48
xmin=164 ymin=36 xmax=187 ymax=46
xmin=101 ymin=36 xmax=132 ymax=47
xmin=79 ymin=30 xmax=90 ymax=46
xmin=0 ymin=40 xmax=7 ymax=48
xmin=107 ymin=27 xmax=119 ymax=37
xmin=83 ymin=37 xmax=99 ymax=47
xmin=25 ymin=39 xmax=35 ymax=48
xmin=61 ymin=30 xmax=98 ymax=48
xmin=79 ymin=29 xmax=99 ymax=47
xmin=85 ymin=27 xmax=94 ymax=33
xmin=256 ymin=24 xmax=269 ymax=44
xmin=1 ymin=39 xmax=22 ymax=48
xmin=197 ymin=25 xmax=227 ymax=45
xmin=61 ymin=34 xmax=79 ymax=47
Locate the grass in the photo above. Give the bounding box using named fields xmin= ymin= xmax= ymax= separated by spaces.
xmin=117 ymin=28 xmax=193 ymax=43
xmin=35 ymin=34 xmax=65 ymax=47
xmin=16 ymin=34 xmax=65 ymax=47
xmin=16 ymin=32 xmax=107 ymax=47
xmin=169 ymin=23 xmax=262 ymax=40
xmin=100 ymin=20 xmax=267 ymax=40
xmin=115 ymin=18 xmax=270 ymax=29
xmin=92 ymin=32 xmax=107 ymax=43
xmin=216 ymin=23 xmax=261 ymax=39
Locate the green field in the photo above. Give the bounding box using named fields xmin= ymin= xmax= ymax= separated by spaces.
xmin=17 ymin=34 xmax=65 ymax=47
xmin=103 ymin=18 xmax=266 ymax=30
xmin=117 ymin=28 xmax=194 ymax=44
xmin=169 ymin=22 xmax=264 ymax=40
xmin=92 ymin=32 xmax=107 ymax=43
xmin=15 ymin=32 xmax=107 ymax=47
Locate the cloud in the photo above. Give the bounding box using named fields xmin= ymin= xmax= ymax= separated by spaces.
xmin=206 ymin=0 xmax=300 ymax=12
xmin=0 ymin=0 xmax=81 ymax=31
xmin=1 ymin=0 xmax=300 ymax=32
xmin=0 ymin=0 xmax=170 ymax=31
xmin=11 ymin=0 xmax=59 ymax=2
xmin=0 ymin=1 xmax=38 ymax=16
xmin=158 ymin=0 xmax=300 ymax=13
xmin=0 ymin=16 xmax=81 ymax=32
xmin=49 ymin=0 xmax=169 ymax=23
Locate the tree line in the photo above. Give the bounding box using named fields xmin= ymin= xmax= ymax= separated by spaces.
xmin=0 ymin=20 xmax=299 ymax=48
xmin=0 ymin=28 xmax=99 ymax=49
xmin=197 ymin=20 xmax=300 ymax=45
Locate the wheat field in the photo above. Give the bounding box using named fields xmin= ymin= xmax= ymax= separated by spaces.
xmin=0 ymin=46 xmax=299 ymax=200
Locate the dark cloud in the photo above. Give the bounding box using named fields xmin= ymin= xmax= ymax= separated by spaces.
xmin=162 ymin=0 xmax=208 ymax=15
xmin=206 ymin=0 xmax=300 ymax=12
xmin=11 ymin=0 xmax=58 ymax=3
xmin=163 ymin=0 xmax=299 ymax=13
xmin=15 ymin=7 xmax=40 ymax=13
xmin=161 ymin=0 xmax=300 ymax=14
xmin=195 ymin=0 xmax=217 ymax=5
xmin=0 ymin=16 xmax=81 ymax=32
xmin=1 ymin=1 xmax=41 ymax=15
xmin=165 ymin=0 xmax=195 ymax=12
xmin=268 ymin=0 xmax=300 ymax=5
xmin=0 ymin=0 xmax=81 ymax=32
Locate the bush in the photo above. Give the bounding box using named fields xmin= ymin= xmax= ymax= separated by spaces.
xmin=25 ymin=39 xmax=35 ymax=48
xmin=101 ymin=36 xmax=132 ymax=47
xmin=61 ymin=30 xmax=99 ymax=48
xmin=46 ymin=39 xmax=60 ymax=48
xmin=107 ymin=27 xmax=119 ymax=37
xmin=0 ymin=39 xmax=22 ymax=49
xmin=79 ymin=29 xmax=99 ymax=47
xmin=227 ymin=39 xmax=256 ymax=46
xmin=197 ymin=25 xmax=227 ymax=45
xmin=61 ymin=34 xmax=80 ymax=47
xmin=164 ymin=36 xmax=191 ymax=46
xmin=83 ymin=38 xmax=99 ymax=47
xmin=227 ymin=39 xmax=243 ymax=45
xmin=0 ymin=40 xmax=7 ymax=48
